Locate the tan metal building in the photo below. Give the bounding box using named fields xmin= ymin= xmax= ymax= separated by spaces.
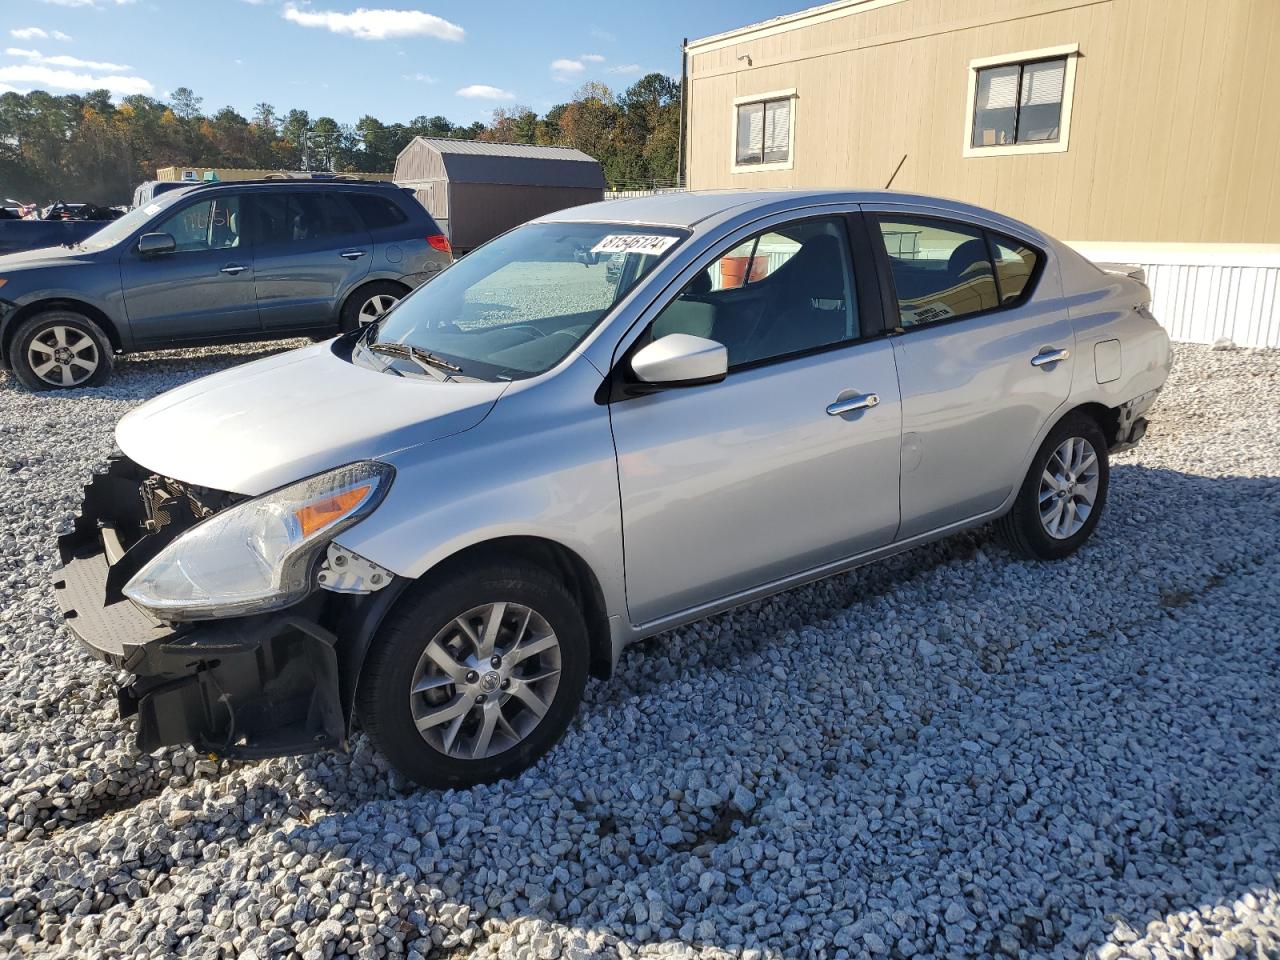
xmin=683 ymin=0 xmax=1280 ymax=346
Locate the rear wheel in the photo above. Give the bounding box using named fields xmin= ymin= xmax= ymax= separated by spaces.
xmin=997 ymin=412 xmax=1110 ymax=560
xmin=340 ymin=281 xmax=407 ymax=333
xmin=8 ymin=310 xmax=113 ymax=390
xmin=356 ymin=560 xmax=589 ymax=788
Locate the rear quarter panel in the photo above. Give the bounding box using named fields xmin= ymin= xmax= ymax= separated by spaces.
xmin=1056 ymin=242 xmax=1173 ymax=407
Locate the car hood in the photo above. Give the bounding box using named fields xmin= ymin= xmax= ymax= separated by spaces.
xmin=0 ymin=246 xmax=101 ymax=271
xmin=115 ymin=341 xmax=508 ymax=495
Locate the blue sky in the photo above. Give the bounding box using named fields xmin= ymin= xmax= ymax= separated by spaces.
xmin=0 ymin=0 xmax=802 ymax=124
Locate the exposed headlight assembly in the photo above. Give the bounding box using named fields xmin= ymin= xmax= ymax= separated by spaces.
xmin=124 ymin=461 xmax=394 ymax=621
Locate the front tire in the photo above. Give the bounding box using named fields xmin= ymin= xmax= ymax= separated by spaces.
xmin=8 ymin=310 xmax=113 ymax=390
xmin=356 ymin=561 xmax=590 ymax=789
xmin=997 ymin=412 xmax=1110 ymax=560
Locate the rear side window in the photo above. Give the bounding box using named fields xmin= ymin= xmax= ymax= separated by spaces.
xmin=990 ymin=234 xmax=1038 ymax=303
xmin=250 ymin=192 xmax=364 ymax=245
xmin=347 ymin=192 xmax=408 ymax=230
xmin=875 ymin=217 xmax=1003 ymax=328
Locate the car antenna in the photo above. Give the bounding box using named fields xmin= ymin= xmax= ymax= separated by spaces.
xmin=884 ymin=153 xmax=907 ymax=190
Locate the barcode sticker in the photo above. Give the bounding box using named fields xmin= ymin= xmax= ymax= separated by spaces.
xmin=591 ymin=234 xmax=679 ymax=257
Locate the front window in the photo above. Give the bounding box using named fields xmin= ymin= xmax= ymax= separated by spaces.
xmin=734 ymin=94 xmax=793 ymax=168
xmin=153 ymin=197 xmax=242 ymax=252
xmin=366 ymin=221 xmax=685 ymax=381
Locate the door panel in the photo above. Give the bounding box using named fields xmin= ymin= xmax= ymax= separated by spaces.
xmin=612 ymin=342 xmax=902 ymax=624
xmin=864 ymin=207 xmax=1074 ymax=539
xmin=247 ymin=192 xmax=372 ymax=332
xmin=119 ymin=194 xmax=259 ymax=344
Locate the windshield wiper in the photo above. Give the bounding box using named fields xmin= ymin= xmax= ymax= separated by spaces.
xmin=369 ymin=342 xmax=462 ymax=380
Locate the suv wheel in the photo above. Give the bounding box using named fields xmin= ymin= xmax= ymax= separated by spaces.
xmin=997 ymin=412 xmax=1110 ymax=560
xmin=356 ymin=560 xmax=590 ymax=788
xmin=9 ymin=310 xmax=113 ymax=390
xmin=342 ymin=281 xmax=406 ymax=333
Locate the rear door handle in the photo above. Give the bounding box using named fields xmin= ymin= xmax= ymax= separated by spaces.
xmin=220 ymin=263 xmax=247 ymax=275
xmin=1031 ymin=348 xmax=1070 ymax=367
xmin=827 ymin=393 xmax=880 ymax=416
xmin=340 ymin=249 xmax=366 ymax=260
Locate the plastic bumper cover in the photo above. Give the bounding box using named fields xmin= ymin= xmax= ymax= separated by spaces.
xmin=53 ymin=463 xmax=346 ymax=759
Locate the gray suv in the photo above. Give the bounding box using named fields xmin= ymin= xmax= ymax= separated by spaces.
xmin=0 ymin=179 xmax=452 ymax=389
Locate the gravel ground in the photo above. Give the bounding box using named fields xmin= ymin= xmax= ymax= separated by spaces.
xmin=0 ymin=341 xmax=1277 ymax=960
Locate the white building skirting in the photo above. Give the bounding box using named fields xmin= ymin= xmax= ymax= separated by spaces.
xmin=1068 ymin=242 xmax=1280 ymax=349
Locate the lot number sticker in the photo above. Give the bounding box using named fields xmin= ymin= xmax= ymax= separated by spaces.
xmin=591 ymin=234 xmax=678 ymax=257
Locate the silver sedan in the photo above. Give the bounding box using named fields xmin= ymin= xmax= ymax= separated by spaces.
xmin=57 ymin=189 xmax=1171 ymax=788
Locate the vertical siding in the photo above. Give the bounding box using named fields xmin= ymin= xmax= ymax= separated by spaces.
xmin=1142 ymin=264 xmax=1280 ymax=348
xmin=686 ymin=0 xmax=1280 ymax=245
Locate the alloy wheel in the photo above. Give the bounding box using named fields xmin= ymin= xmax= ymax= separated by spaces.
xmin=27 ymin=325 xmax=99 ymax=387
xmin=1038 ymin=436 xmax=1100 ymax=539
xmin=358 ymin=294 xmax=400 ymax=326
xmin=409 ymin=602 xmax=562 ymax=760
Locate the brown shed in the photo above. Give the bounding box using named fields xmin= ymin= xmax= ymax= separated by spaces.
xmin=394 ymin=138 xmax=605 ymax=252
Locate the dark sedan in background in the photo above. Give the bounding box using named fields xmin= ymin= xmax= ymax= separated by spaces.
xmin=0 ymin=178 xmax=452 ymax=389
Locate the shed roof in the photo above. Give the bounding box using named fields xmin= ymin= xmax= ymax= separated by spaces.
xmin=397 ymin=137 xmax=605 ymax=188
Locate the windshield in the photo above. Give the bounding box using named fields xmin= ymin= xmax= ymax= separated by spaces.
xmin=77 ymin=187 xmax=193 ymax=251
xmin=367 ymin=221 xmax=685 ymax=381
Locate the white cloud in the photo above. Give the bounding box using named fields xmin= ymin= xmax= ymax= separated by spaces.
xmin=282 ymin=4 xmax=464 ymax=41
xmin=403 ymin=72 xmax=436 ymax=83
xmin=607 ymin=63 xmax=643 ymax=76
xmin=0 ymin=83 xmax=28 ymax=94
xmin=581 ymin=53 xmax=604 ymax=63
xmin=456 ymin=84 xmax=513 ymax=100
xmin=11 ymin=27 xmax=72 ymax=41
xmin=550 ymin=57 xmax=585 ymax=81
xmin=0 ymin=64 xmax=152 ymax=95
xmin=5 ymin=48 xmax=131 ymax=72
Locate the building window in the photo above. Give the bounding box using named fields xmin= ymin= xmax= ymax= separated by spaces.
xmin=732 ymin=90 xmax=795 ymax=171
xmin=964 ymin=45 xmax=1078 ymax=157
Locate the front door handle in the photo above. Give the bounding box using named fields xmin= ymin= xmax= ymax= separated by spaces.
xmin=340 ymin=249 xmax=367 ymax=260
xmin=1031 ymin=348 xmax=1070 ymax=367
xmin=827 ymin=393 xmax=880 ymax=416
xmin=220 ymin=263 xmax=247 ymax=275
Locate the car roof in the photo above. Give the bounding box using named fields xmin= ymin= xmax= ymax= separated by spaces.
xmin=183 ymin=178 xmax=403 ymax=193
xmin=537 ymin=188 xmax=1043 ymax=239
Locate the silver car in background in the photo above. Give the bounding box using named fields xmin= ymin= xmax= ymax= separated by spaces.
xmin=54 ymin=190 xmax=1171 ymax=787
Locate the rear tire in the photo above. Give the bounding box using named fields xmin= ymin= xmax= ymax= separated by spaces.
xmin=997 ymin=412 xmax=1110 ymax=560
xmin=356 ymin=560 xmax=590 ymax=789
xmin=8 ymin=310 xmax=114 ymax=391
xmin=340 ymin=281 xmax=407 ymax=333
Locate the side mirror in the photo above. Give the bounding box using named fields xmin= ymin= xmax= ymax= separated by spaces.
xmin=137 ymin=232 xmax=176 ymax=257
xmin=630 ymin=333 xmax=728 ymax=388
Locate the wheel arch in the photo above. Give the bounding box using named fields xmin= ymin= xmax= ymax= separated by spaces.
xmin=2 ymin=298 xmax=123 ymax=364
xmin=336 ymin=533 xmax=614 ymax=733
xmin=1059 ymin=400 xmax=1121 ymax=448
xmin=339 ymin=277 xmax=412 ymax=324
xmin=416 ymin=535 xmax=614 ymax=681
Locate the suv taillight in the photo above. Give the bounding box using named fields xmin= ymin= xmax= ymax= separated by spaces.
xmin=427 ymin=234 xmax=451 ymax=254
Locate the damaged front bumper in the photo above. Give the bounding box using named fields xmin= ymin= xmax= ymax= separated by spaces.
xmin=53 ymin=457 xmax=397 ymax=760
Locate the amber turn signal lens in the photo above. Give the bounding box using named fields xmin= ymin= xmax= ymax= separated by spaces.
xmin=294 ymin=484 xmax=371 ymax=537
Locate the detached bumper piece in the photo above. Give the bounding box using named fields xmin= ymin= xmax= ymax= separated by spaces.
xmin=1111 ymin=388 xmax=1160 ymax=454
xmin=53 ymin=456 xmax=346 ymax=759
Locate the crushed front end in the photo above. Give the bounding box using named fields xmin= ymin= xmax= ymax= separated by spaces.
xmin=54 ymin=455 xmax=400 ymax=759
